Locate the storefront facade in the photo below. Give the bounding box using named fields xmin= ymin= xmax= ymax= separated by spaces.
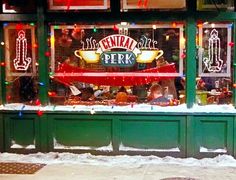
xmin=0 ymin=0 xmax=236 ymax=157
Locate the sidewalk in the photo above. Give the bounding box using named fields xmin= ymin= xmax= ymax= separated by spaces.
xmin=1 ymin=163 xmax=236 ymax=180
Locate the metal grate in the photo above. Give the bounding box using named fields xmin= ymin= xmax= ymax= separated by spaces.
xmin=0 ymin=163 xmax=46 ymax=174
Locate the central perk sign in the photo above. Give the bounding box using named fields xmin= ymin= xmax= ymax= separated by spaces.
xmin=100 ymin=51 xmax=136 ymax=67
xmin=96 ymin=34 xmax=140 ymax=67
xmin=75 ymin=33 xmax=163 ymax=66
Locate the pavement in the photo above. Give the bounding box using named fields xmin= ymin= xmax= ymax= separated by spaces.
xmin=1 ymin=164 xmax=236 ymax=180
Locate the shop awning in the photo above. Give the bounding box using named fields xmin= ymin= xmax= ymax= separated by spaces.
xmin=52 ymin=63 xmax=177 ymax=86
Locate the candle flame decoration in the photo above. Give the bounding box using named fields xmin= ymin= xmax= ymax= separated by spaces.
xmin=13 ymin=30 xmax=32 ymax=71
xmin=137 ymin=35 xmax=158 ymax=50
xmin=203 ymin=29 xmax=224 ymax=73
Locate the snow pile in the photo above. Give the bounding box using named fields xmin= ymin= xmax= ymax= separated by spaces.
xmin=11 ymin=144 xmax=35 ymax=149
xmin=119 ymin=143 xmax=180 ymax=152
xmin=1 ymin=153 xmax=236 ymax=167
xmin=54 ymin=138 xmax=113 ymax=151
xmin=200 ymin=146 xmax=227 ymax=153
xmin=1 ymin=103 xmax=236 ymax=113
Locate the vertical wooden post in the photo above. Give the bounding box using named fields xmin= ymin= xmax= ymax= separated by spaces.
xmin=233 ymin=20 xmax=236 ymax=107
xmin=37 ymin=0 xmax=49 ymax=152
xmin=0 ymin=24 xmax=6 ymax=104
xmin=0 ymin=114 xmax=4 ymax=152
xmin=112 ymin=118 xmax=120 ymax=153
xmin=37 ymin=1 xmax=48 ymax=105
xmin=186 ymin=17 xmax=196 ymax=108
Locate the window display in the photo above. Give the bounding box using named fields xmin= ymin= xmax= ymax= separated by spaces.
xmin=196 ymin=22 xmax=233 ymax=105
xmin=48 ymin=0 xmax=110 ymax=10
xmin=121 ymin=0 xmax=186 ymax=11
xmin=49 ymin=23 xmax=185 ymax=106
xmin=197 ymin=0 xmax=234 ymax=11
xmin=2 ymin=0 xmax=36 ymax=13
xmin=4 ymin=23 xmax=38 ymax=104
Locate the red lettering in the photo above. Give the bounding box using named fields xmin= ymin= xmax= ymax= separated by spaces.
xmin=110 ymin=36 xmax=116 ymax=47
xmin=129 ymin=40 xmax=134 ymax=50
xmin=101 ymin=39 xmax=108 ymax=50
xmin=124 ymin=38 xmax=130 ymax=49
xmin=116 ymin=35 xmax=120 ymax=47
xmin=120 ymin=36 xmax=125 ymax=47
xmin=105 ymin=37 xmax=111 ymax=49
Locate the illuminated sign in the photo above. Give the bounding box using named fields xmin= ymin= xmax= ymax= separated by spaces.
xmin=101 ymin=51 xmax=136 ymax=67
xmin=13 ymin=30 xmax=32 ymax=71
xmin=74 ymin=34 xmax=163 ymax=66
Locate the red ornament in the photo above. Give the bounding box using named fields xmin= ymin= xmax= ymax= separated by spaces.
xmin=16 ymin=23 xmax=23 ymax=30
xmin=172 ymin=22 xmax=177 ymax=28
xmin=45 ymin=51 xmax=51 ymax=57
xmin=233 ymin=84 xmax=236 ymax=88
xmin=229 ymin=42 xmax=234 ymax=47
xmin=35 ymin=99 xmax=41 ymax=106
xmin=7 ymin=95 xmax=11 ymax=100
xmin=113 ymin=25 xmax=119 ymax=31
xmin=48 ymin=91 xmax=57 ymax=97
xmin=37 ymin=110 xmax=43 ymax=116
xmin=33 ymin=43 xmax=38 ymax=48
xmin=0 ymin=62 xmax=5 ymax=66
xmin=181 ymin=53 xmax=186 ymax=59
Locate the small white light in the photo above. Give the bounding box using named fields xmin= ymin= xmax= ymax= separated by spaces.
xmin=211 ymin=23 xmax=215 ymax=28
xmin=165 ymin=35 xmax=170 ymax=41
xmin=1 ymin=42 xmax=4 ymax=46
xmin=152 ymin=25 xmax=157 ymax=30
xmin=121 ymin=22 xmax=127 ymax=26
xmin=90 ymin=108 xmax=95 ymax=115
xmin=203 ymin=22 xmax=209 ymax=25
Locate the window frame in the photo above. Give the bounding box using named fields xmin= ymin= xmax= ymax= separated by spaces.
xmin=4 ymin=24 xmax=37 ymax=77
xmin=48 ymin=0 xmax=109 ymax=10
xmin=50 ymin=23 xmax=185 ymax=78
xmin=198 ymin=23 xmax=232 ymax=77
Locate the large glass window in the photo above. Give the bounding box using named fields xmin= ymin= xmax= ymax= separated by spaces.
xmin=48 ymin=0 xmax=110 ymax=10
xmin=4 ymin=23 xmax=38 ymax=104
xmin=121 ymin=0 xmax=186 ymax=11
xmin=197 ymin=0 xmax=234 ymax=11
xmin=196 ymin=22 xmax=233 ymax=105
xmin=49 ymin=23 xmax=185 ymax=106
xmin=2 ymin=0 xmax=36 ymax=13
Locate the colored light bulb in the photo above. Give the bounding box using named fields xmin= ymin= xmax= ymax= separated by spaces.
xmin=93 ymin=27 xmax=97 ymax=33
xmin=37 ymin=110 xmax=43 ymax=116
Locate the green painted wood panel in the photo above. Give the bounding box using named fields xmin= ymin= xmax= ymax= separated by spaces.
xmin=39 ymin=114 xmax=49 ymax=152
xmin=194 ymin=116 xmax=234 ymax=156
xmin=186 ymin=116 xmax=196 ymax=157
xmin=49 ymin=115 xmax=112 ymax=148
xmin=119 ymin=116 xmax=186 ymax=154
xmin=186 ymin=17 xmax=196 ymax=108
xmin=234 ymin=116 xmax=236 ymax=157
xmin=4 ymin=114 xmax=39 ymax=151
xmin=0 ymin=114 xmax=3 ymax=152
xmin=233 ymin=20 xmax=236 ymax=106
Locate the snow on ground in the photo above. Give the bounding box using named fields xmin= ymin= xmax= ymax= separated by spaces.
xmin=1 ymin=152 xmax=236 ymax=168
xmin=1 ymin=103 xmax=236 ymax=113
xmin=119 ymin=143 xmax=180 ymax=152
